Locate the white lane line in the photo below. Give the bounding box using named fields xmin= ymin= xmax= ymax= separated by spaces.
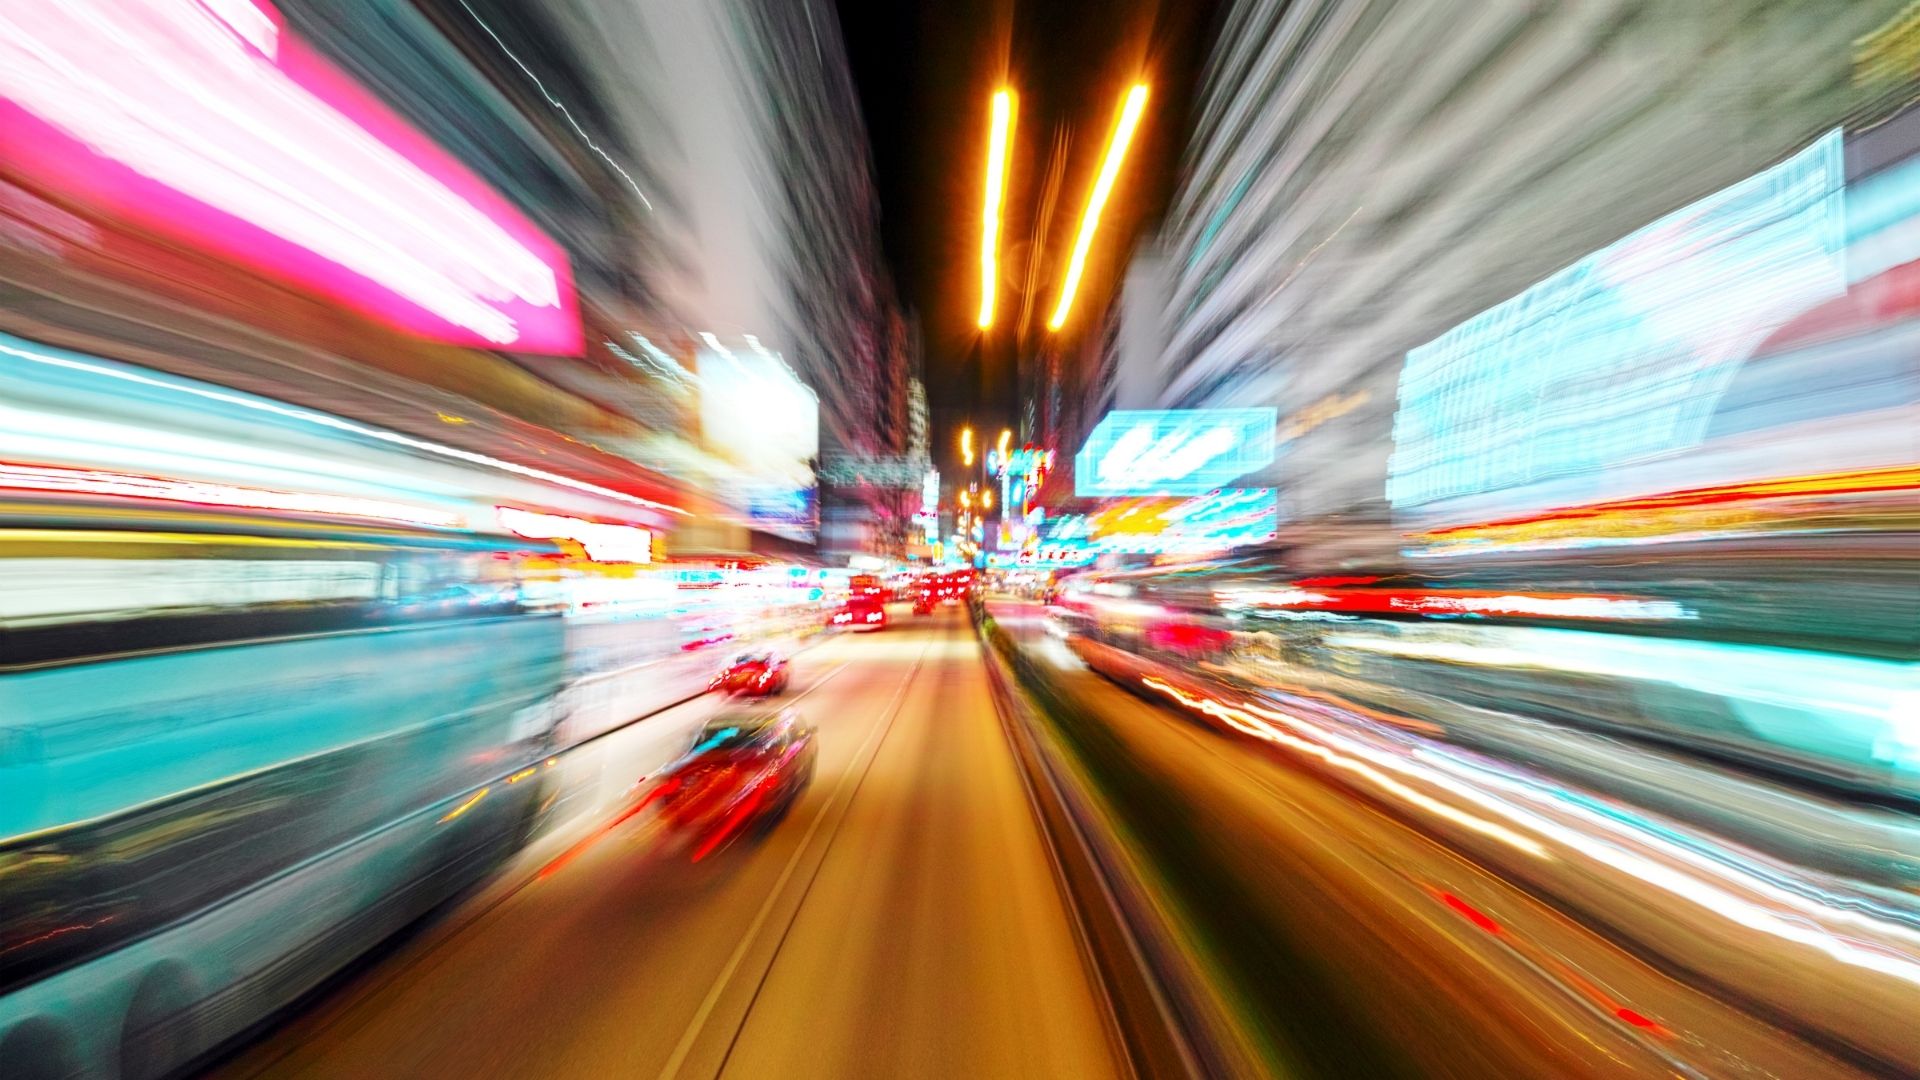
xmin=654 ymin=637 xmax=933 ymax=1080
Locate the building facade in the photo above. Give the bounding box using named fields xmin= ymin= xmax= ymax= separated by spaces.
xmin=459 ymin=0 xmax=914 ymax=552
xmin=1137 ymin=0 xmax=1905 ymax=526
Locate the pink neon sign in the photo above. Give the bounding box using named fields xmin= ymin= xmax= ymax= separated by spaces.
xmin=0 ymin=0 xmax=582 ymax=354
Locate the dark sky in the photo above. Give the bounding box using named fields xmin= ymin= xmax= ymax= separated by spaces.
xmin=837 ymin=0 xmax=1221 ymax=463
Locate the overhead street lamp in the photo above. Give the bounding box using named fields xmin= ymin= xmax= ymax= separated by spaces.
xmin=1050 ymin=83 xmax=1150 ymax=331
xmin=978 ymin=89 xmax=1014 ymax=330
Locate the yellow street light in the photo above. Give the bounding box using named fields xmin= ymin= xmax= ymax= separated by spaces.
xmin=979 ymin=89 xmax=1014 ymax=329
xmin=960 ymin=425 xmax=975 ymax=467
xmin=997 ymin=428 xmax=1012 ymax=459
xmin=960 ymin=490 xmax=972 ymax=509
xmin=1050 ymin=83 xmax=1149 ymax=331
xmin=983 ymin=490 xmax=994 ymax=510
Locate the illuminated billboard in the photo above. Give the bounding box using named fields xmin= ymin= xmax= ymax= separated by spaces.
xmin=1388 ymin=128 xmax=1846 ymax=510
xmin=742 ymin=483 xmax=817 ymax=544
xmin=699 ymin=335 xmax=819 ymax=541
xmin=1075 ymin=409 xmax=1277 ymax=497
xmin=1041 ymin=489 xmax=1276 ymax=554
xmin=698 ymin=337 xmax=818 ymax=474
xmin=1088 ymin=488 xmax=1277 ymax=553
xmin=0 ymin=0 xmax=581 ymax=354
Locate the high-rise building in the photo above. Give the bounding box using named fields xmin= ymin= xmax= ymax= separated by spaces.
xmin=1139 ymin=0 xmax=1903 ymax=525
xmin=457 ymin=0 xmax=913 ymax=551
xmin=1 ymin=0 xmax=698 ymax=532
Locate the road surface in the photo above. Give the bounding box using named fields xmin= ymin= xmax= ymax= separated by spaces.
xmin=985 ymin=598 xmax=1906 ymax=1079
xmin=214 ymin=606 xmax=1122 ymax=1080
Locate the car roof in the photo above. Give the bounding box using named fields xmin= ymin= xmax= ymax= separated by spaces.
xmin=700 ymin=710 xmax=782 ymax=735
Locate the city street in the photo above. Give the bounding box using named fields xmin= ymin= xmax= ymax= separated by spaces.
xmin=2 ymin=3 xmax=1912 ymax=1077
xmin=213 ymin=608 xmax=1121 ymax=1080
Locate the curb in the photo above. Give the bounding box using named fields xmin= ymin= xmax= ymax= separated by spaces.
xmin=976 ymin=612 xmax=1225 ymax=1079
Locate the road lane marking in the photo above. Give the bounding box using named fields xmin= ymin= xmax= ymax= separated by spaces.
xmin=215 ymin=659 xmax=861 ymax=1078
xmin=654 ymin=633 xmax=934 ymax=1080
xmin=530 ymin=659 xmax=856 ymax=881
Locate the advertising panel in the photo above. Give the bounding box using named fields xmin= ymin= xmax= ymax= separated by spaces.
xmin=0 ymin=0 xmax=582 ymax=354
xmin=1075 ymin=409 xmax=1277 ymax=496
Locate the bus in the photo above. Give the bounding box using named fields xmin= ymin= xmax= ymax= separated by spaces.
xmin=0 ymin=519 xmax=570 ymax=1080
xmin=0 ymin=333 xmax=598 ymax=1079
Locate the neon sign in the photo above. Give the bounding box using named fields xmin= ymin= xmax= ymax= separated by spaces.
xmin=0 ymin=0 xmax=582 ymax=353
xmin=1075 ymin=410 xmax=1276 ymax=496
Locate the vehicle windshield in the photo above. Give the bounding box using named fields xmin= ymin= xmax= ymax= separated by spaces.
xmin=688 ymin=714 xmax=781 ymax=756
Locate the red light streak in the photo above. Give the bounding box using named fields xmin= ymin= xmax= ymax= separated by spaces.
xmin=1436 ymin=889 xmax=1503 ymax=935
xmin=1614 ymin=1007 xmax=1668 ymax=1034
xmin=1419 ymin=465 xmax=1920 ymax=540
xmin=692 ymin=774 xmax=774 ymax=863
xmin=0 ymin=915 xmax=116 ymax=957
xmin=1422 ymin=881 xmax=1675 ymax=1040
xmin=536 ymin=789 xmax=660 ymax=882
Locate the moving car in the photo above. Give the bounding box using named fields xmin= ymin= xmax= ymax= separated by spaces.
xmin=710 ymin=651 xmax=791 ymax=696
xmin=831 ymin=597 xmax=888 ymax=630
xmin=637 ymin=710 xmax=817 ymax=860
xmin=849 ymin=572 xmax=888 ymax=603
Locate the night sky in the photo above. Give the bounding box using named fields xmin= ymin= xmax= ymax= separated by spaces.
xmin=837 ymin=0 xmax=1221 ymax=467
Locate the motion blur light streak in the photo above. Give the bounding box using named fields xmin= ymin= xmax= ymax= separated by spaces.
xmin=1143 ymin=661 xmax=1920 ymax=989
xmin=1433 ymin=889 xmax=1503 ymax=936
xmin=449 ymin=0 xmax=652 ymax=212
xmin=0 ymin=462 xmax=465 ymax=531
xmin=1140 ymin=676 xmax=1551 ymax=857
xmin=1412 ymin=465 xmax=1920 ymax=554
xmin=1434 ymin=748 xmax=1920 ymax=989
xmin=979 ymin=89 xmax=1014 ymax=329
xmin=1216 ymin=587 xmax=1694 ymax=622
xmin=1050 ymin=83 xmax=1148 ymax=330
xmin=497 ymin=507 xmax=653 ymax=563
xmin=0 ymin=334 xmax=683 ymax=516
xmin=437 ymin=786 xmax=491 ymax=824
xmin=1324 ymin=628 xmax=1907 ymax=740
xmin=0 ymin=0 xmax=582 ymax=352
xmin=6 ymin=2 xmax=1920 ymax=1077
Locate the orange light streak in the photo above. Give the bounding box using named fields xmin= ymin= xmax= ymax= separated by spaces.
xmin=1050 ymin=84 xmax=1149 ymax=330
xmin=979 ymin=89 xmax=1014 ymax=329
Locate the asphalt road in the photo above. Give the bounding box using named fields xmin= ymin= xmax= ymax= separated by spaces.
xmin=214 ymin=606 xmax=1121 ymax=1080
xmin=985 ymin=598 xmax=1905 ymax=1079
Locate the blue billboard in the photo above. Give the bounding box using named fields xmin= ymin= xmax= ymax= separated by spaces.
xmin=1387 ymin=128 xmax=1846 ymax=511
xmin=1074 ymin=408 xmax=1277 ymax=497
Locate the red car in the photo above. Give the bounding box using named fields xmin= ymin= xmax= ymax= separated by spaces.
xmin=710 ymin=651 xmax=791 ymax=696
xmin=636 ymin=710 xmax=817 ymax=861
xmin=831 ymin=600 xmax=887 ymax=630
